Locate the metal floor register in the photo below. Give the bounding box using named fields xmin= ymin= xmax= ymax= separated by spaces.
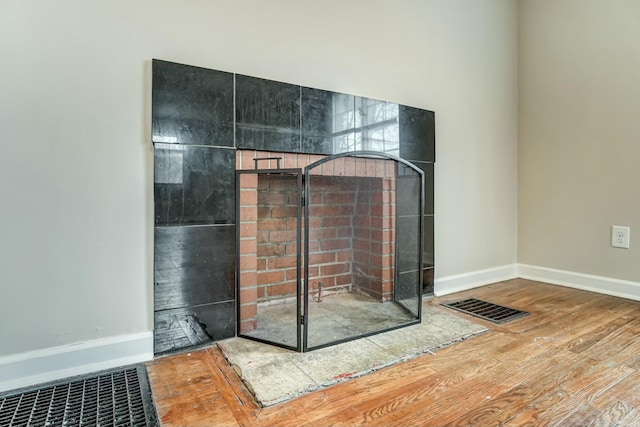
xmin=442 ymin=298 xmax=529 ymax=324
xmin=0 ymin=366 xmax=157 ymax=427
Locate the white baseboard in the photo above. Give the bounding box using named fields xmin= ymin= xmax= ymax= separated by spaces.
xmin=517 ymin=264 xmax=640 ymax=302
xmin=0 ymin=332 xmax=153 ymax=393
xmin=434 ymin=264 xmax=518 ymax=296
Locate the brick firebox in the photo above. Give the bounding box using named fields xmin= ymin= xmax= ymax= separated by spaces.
xmin=237 ymin=150 xmax=397 ymax=334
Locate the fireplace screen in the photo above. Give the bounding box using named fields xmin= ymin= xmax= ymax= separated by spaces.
xmin=237 ymin=152 xmax=424 ymax=352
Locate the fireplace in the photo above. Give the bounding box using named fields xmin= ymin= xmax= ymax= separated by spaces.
xmin=237 ymin=150 xmax=424 ymax=352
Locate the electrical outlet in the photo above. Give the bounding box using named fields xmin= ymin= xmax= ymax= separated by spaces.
xmin=612 ymin=226 xmax=630 ymax=249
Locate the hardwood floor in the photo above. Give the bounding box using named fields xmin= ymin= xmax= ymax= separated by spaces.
xmin=147 ymin=279 xmax=640 ymax=426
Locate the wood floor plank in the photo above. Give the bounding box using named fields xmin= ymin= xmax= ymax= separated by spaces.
xmin=146 ymin=279 xmax=640 ymax=427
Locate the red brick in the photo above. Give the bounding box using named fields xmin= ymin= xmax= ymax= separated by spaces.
xmin=370 ymin=216 xmax=383 ymax=229
xmin=239 ymin=287 xmax=257 ymax=303
xmin=257 ymin=243 xmax=285 ymax=257
xmin=370 ymin=204 xmax=383 ymax=216
xmin=257 ymin=230 xmax=269 ymax=244
xmin=240 ymin=304 xmax=257 ymax=319
xmin=239 ymin=222 xmax=257 ymax=238
xmin=375 ymin=160 xmax=385 ymax=177
xmin=240 ymin=206 xmax=257 ymax=222
xmin=344 ymin=157 xmax=356 ymax=176
xmin=308 ymin=217 xmax=322 ymax=228
xmin=309 ymin=192 xmax=323 ymax=205
xmin=257 ymin=285 xmax=266 ymax=298
xmin=239 ymin=254 xmax=257 ymax=271
xmin=269 ymin=230 xmax=297 ymax=243
xmin=309 ymin=252 xmax=335 ymax=265
xmin=285 ymin=268 xmax=298 ymax=281
xmin=382 ymin=216 xmax=395 ymax=230
xmin=353 ymin=239 xmax=370 ymax=252
xmin=257 ymin=206 xmax=270 ymax=219
xmin=383 ymin=177 xmax=396 ymax=190
xmin=239 ymin=238 xmax=257 ymax=255
xmin=240 ymin=271 xmax=257 ymax=287
xmin=236 ymin=151 xmax=242 ymax=169
xmin=257 ymin=258 xmax=267 ymax=270
xmin=286 ymin=218 xmax=299 ymax=230
xmin=240 ymin=190 xmax=257 ymax=205
xmin=354 ymin=215 xmax=371 ymax=227
xmin=339 ymin=205 xmax=355 ymax=216
xmin=322 ymin=216 xmax=351 ymax=228
xmin=356 ymin=204 xmax=371 ymax=216
xmin=321 ymin=238 xmax=350 ymax=251
xmin=382 ymin=280 xmax=393 ymax=293
xmin=336 ymin=227 xmax=351 ymax=238
xmin=257 ymin=218 xmax=287 ymax=231
xmin=336 ymin=250 xmax=353 ymax=262
xmin=283 ymin=152 xmax=298 ymax=169
xmin=335 ymin=273 xmax=352 ymax=286
xmin=264 ymin=175 xmax=296 ymax=190
xmin=366 ymin=159 xmax=376 ymax=177
xmin=314 ymin=276 xmax=336 ymax=287
xmin=371 ymin=229 xmax=395 ymax=243
xmin=332 ymin=157 xmax=345 ymax=176
xmin=269 ymin=255 xmax=297 ymax=269
xmin=270 ymin=206 xmax=298 ymax=218
xmin=257 ymin=270 xmax=285 ymax=285
xmin=310 ymin=205 xmax=341 ymax=217
xmin=267 ymin=282 xmax=297 ymax=297
xmin=258 ymin=191 xmax=287 ymax=205
xmin=241 ymin=150 xmax=257 ymax=171
xmin=321 ymin=263 xmax=350 ymax=276
xmin=356 ymin=158 xmax=367 ymax=176
xmin=309 ymin=228 xmax=336 ymax=240
xmin=307 ymin=266 xmax=319 ymax=278
xmin=371 ymin=241 xmax=395 ymax=256
xmin=325 ymin=192 xmax=354 ymax=204
xmin=285 ymin=243 xmax=300 ymax=255
xmin=385 ymin=161 xmax=396 ymax=178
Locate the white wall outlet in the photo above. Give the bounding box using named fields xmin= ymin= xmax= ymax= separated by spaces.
xmin=612 ymin=226 xmax=630 ymax=249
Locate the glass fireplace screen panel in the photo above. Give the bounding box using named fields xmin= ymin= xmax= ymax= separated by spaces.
xmin=304 ymin=155 xmax=421 ymax=351
xmin=236 ymin=170 xmax=302 ymax=351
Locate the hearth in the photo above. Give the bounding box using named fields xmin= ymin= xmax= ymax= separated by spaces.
xmin=237 ymin=150 xmax=424 ymax=351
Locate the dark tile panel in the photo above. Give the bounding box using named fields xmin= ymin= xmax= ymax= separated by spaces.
xmin=154 ymin=225 xmax=236 ymax=310
xmin=236 ymin=75 xmax=300 ymax=152
xmin=154 ymin=146 xmax=235 ymax=225
xmin=328 ymin=92 xmax=356 ymax=154
xmin=396 ymin=214 xmax=421 ymax=273
xmin=355 ymin=97 xmax=400 ymax=156
xmin=399 ymin=105 xmax=435 ymax=162
xmin=152 ymin=59 xmax=233 ymax=147
xmin=409 ymin=161 xmax=434 ymax=215
xmin=424 ymin=214 xmax=434 ymax=267
xmin=301 ymin=87 xmax=334 ymax=155
xmin=396 ymin=165 xmax=422 ymax=217
xmin=154 ymin=301 xmax=235 ymax=355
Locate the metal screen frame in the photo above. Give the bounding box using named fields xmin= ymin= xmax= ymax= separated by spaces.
xmin=235 ymin=168 xmax=303 ymax=352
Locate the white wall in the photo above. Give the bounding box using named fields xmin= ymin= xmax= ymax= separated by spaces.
xmin=0 ymin=0 xmax=518 ymax=357
xmin=519 ymin=0 xmax=640 ymax=283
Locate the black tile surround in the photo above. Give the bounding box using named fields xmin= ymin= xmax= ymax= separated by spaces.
xmin=152 ymin=59 xmax=436 ymax=354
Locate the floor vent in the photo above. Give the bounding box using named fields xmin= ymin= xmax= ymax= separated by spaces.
xmin=0 ymin=366 xmax=157 ymax=427
xmin=442 ymin=298 xmax=529 ymax=324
